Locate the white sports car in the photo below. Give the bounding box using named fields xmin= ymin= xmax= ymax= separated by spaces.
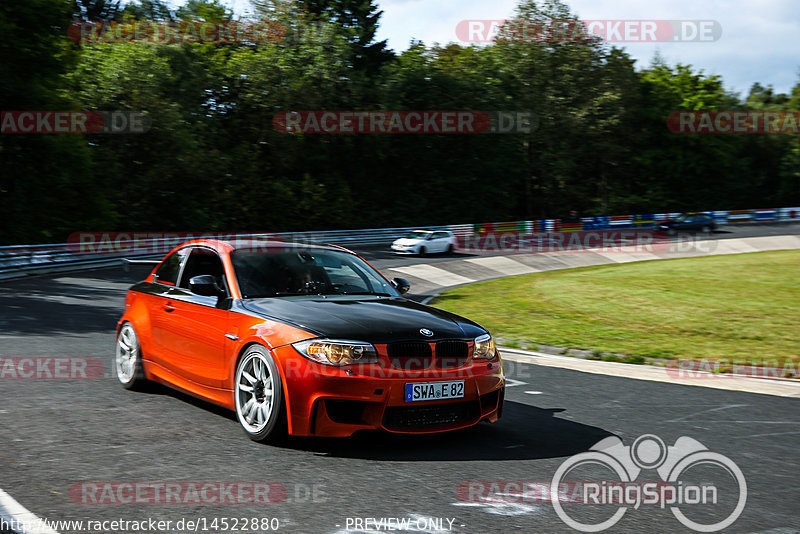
xmin=391 ymin=230 xmax=456 ymax=255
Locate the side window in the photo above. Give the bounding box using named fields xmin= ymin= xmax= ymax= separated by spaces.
xmin=178 ymin=248 xmax=227 ymax=292
xmin=154 ymin=249 xmax=188 ymax=286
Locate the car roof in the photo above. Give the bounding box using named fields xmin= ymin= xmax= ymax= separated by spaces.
xmin=178 ymin=238 xmax=356 ymax=255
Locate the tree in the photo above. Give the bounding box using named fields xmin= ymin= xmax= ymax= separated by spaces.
xmin=0 ymin=0 xmax=115 ymax=244
xmin=745 ymin=82 xmax=790 ymax=109
xmin=68 ymin=41 xmax=224 ymax=231
xmin=490 ymin=0 xmax=631 ymax=218
xmin=295 ymin=0 xmax=392 ymax=76
xmin=176 ymin=0 xmax=232 ymax=21
xmin=4 ymin=0 xmax=800 ymax=243
xmin=634 ymin=62 xmax=750 ymax=210
xmin=120 ymin=0 xmax=173 ymax=20
xmin=72 ymin=0 xmax=121 ymax=20
xmin=776 ymin=77 xmax=800 ymax=204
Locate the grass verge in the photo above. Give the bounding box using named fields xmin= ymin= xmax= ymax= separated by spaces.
xmin=431 ymin=250 xmax=800 ymax=364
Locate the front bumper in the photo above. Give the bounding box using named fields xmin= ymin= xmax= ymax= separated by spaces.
xmin=273 ymin=344 xmax=505 ymax=437
xmin=391 ymin=244 xmax=417 ymax=254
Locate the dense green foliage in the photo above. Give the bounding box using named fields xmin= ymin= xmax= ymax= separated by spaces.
xmin=1 ymin=0 xmax=798 ymax=243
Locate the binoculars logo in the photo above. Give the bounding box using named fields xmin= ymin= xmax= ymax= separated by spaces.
xmin=551 ymin=434 xmax=747 ymax=532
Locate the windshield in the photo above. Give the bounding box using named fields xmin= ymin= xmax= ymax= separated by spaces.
xmin=405 ymin=231 xmax=431 ymax=239
xmin=231 ymin=248 xmax=399 ymax=299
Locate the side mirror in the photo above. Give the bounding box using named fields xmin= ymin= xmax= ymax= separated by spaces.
xmin=391 ymin=277 xmax=411 ymax=295
xmin=189 ymin=275 xmax=224 ymax=297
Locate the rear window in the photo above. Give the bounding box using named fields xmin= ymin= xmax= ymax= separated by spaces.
xmin=406 ymin=231 xmax=431 ymax=239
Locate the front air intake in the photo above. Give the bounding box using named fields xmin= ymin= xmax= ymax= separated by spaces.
xmin=387 ymin=342 xmax=432 ymax=370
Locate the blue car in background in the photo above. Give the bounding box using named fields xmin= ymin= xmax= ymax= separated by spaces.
xmin=658 ymin=213 xmax=717 ymax=234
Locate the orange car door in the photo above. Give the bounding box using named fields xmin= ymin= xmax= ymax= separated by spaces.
xmin=155 ymin=247 xmax=231 ymax=388
xmin=146 ymin=247 xmax=190 ymax=368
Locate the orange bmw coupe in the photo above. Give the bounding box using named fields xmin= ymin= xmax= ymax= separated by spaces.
xmin=116 ymin=239 xmax=505 ymax=442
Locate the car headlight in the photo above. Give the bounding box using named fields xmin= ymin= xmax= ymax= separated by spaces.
xmin=473 ymin=333 xmax=497 ymax=360
xmin=292 ymin=339 xmax=378 ymax=366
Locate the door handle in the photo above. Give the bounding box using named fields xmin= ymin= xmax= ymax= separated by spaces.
xmin=163 ymin=303 xmax=175 ymax=312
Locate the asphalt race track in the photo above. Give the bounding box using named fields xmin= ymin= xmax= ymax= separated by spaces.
xmin=1 ymin=224 xmax=799 ymax=534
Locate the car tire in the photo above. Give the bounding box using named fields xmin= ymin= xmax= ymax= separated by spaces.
xmin=234 ymin=345 xmax=287 ymax=443
xmin=702 ymin=225 xmax=712 ymax=234
xmin=418 ymin=246 xmax=426 ymax=256
xmin=446 ymin=244 xmax=454 ymax=254
xmin=116 ymin=322 xmax=148 ymax=390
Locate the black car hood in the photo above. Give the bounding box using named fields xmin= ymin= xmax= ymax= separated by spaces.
xmin=239 ymin=296 xmax=486 ymax=343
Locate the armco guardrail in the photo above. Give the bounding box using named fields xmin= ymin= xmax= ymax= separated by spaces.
xmin=0 ymin=227 xmax=474 ymax=280
xmin=1 ymin=207 xmax=798 ymax=280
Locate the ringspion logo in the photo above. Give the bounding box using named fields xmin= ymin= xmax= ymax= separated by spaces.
xmin=551 ymin=435 xmax=746 ymax=532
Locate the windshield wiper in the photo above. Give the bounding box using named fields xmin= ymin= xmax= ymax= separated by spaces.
xmin=245 ymin=291 xmax=394 ymax=298
xmin=330 ymin=292 xmax=393 ymax=296
xmin=244 ymin=292 xmax=305 ymax=298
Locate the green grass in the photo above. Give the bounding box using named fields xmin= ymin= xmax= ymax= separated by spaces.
xmin=431 ymin=250 xmax=800 ymax=363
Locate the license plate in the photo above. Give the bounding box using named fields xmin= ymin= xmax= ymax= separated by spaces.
xmin=405 ymin=380 xmax=465 ymax=402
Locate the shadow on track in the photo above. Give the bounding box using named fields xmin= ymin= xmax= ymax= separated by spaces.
xmin=281 ymin=401 xmax=614 ymax=462
xmin=134 ymin=385 xmax=613 ymax=462
xmin=133 ymin=382 xmax=238 ymax=421
xmin=0 ymin=266 xmax=151 ymax=335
